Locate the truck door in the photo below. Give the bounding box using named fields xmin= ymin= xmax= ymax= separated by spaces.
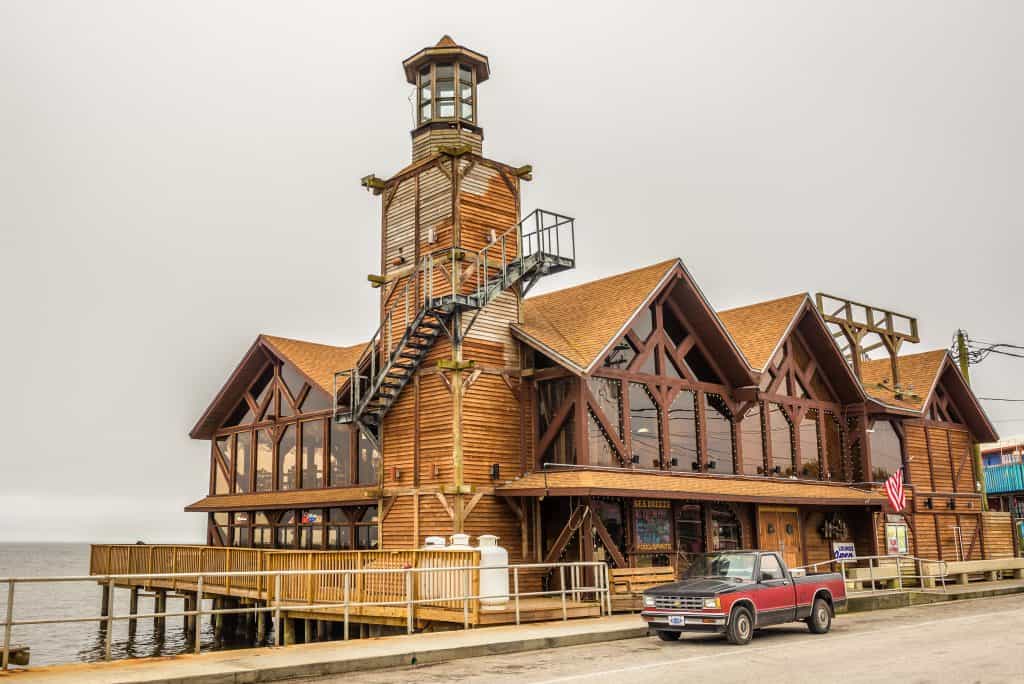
xmin=754 ymin=553 xmax=797 ymax=625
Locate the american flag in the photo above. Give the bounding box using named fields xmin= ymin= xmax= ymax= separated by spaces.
xmin=883 ymin=467 xmax=906 ymax=512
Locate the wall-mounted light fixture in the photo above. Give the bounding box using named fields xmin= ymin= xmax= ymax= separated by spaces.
xmin=670 ymin=457 xmax=679 ymax=467
xmin=490 ymin=464 xmax=500 ymax=481
xmin=691 ymin=461 xmax=700 ymax=472
xmin=392 ymin=466 xmax=402 ymax=481
xmin=925 ymin=497 xmax=934 ymax=509
xmin=631 ymin=454 xmax=640 ymax=464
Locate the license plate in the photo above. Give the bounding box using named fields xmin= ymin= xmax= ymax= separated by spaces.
xmin=668 ymin=615 xmax=685 ymax=626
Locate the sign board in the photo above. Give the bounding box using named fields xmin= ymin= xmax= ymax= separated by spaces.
xmin=885 ymin=523 xmax=909 ymax=555
xmin=832 ymin=542 xmax=856 ymax=560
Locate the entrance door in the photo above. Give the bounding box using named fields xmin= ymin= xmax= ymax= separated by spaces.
xmin=758 ymin=507 xmax=802 ymax=569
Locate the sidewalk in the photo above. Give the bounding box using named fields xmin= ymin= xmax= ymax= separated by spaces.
xmin=844 ymin=578 xmax=1024 ymax=612
xmin=1 ymin=615 xmax=649 ymax=684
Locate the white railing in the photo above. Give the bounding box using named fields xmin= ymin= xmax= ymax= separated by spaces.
xmin=1 ymin=560 xmax=610 ymax=670
xmin=795 ymin=554 xmax=949 ymax=594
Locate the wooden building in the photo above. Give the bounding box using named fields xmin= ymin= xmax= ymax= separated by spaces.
xmin=186 ymin=36 xmax=1013 ymax=579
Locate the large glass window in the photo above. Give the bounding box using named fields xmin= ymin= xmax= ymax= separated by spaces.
xmin=768 ymin=403 xmax=795 ymax=477
xmin=327 ymin=509 xmax=352 ymax=550
xmin=358 ymin=430 xmax=379 ymax=485
xmin=668 ymin=390 xmax=698 ymax=471
xmin=299 ymin=509 xmax=324 ymax=549
xmin=704 ymin=394 xmax=735 ymax=474
xmin=629 ymin=383 xmax=661 ymax=468
xmin=537 ymin=378 xmax=576 ymax=465
xmin=822 ymin=413 xmax=843 ymax=481
xmin=255 ymin=429 xmax=273 ymax=492
xmin=604 ymin=338 xmax=637 ymax=370
xmin=235 ymin=431 xmax=252 ymax=493
xmin=278 ymin=424 xmax=297 ymax=490
xmin=710 ymin=505 xmax=742 ymax=551
xmin=798 ymin=409 xmax=820 ymax=480
xmin=740 ymin=404 xmax=765 ymax=475
xmin=631 ymin=306 xmax=655 ymax=342
xmin=213 ymin=436 xmax=231 ymax=495
xmin=685 ymin=347 xmax=722 ymax=384
xmin=275 ymin=511 xmax=296 ymax=548
xmin=869 ymin=419 xmax=903 ymax=482
xmin=330 ymin=422 xmax=351 ymax=487
xmin=662 ymin=303 xmax=688 ymax=349
xmin=252 ymin=512 xmax=273 ymax=548
xmin=301 ymin=420 xmax=324 ymax=489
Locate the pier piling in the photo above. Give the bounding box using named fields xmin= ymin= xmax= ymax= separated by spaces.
xmin=100 ymin=583 xmax=110 ymax=618
xmin=283 ymin=617 xmax=296 ymax=646
xmin=128 ymin=588 xmax=139 ymax=637
xmin=154 ymin=590 xmax=167 ymax=638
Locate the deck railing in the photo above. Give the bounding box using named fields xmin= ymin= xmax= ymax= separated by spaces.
xmin=794 ymin=554 xmax=949 ymax=594
xmin=3 ymin=556 xmax=610 ymax=670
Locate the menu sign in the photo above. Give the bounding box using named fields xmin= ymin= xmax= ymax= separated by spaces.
xmin=635 ymin=505 xmax=672 ymax=550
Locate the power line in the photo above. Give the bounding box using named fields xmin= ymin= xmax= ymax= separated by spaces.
xmin=978 ymin=397 xmax=1024 ymax=402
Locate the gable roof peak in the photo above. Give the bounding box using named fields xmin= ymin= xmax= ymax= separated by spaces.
xmin=717 ymin=293 xmax=810 ymax=371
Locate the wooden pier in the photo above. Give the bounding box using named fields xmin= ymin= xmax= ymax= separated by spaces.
xmin=89 ymin=545 xmax=602 ymax=634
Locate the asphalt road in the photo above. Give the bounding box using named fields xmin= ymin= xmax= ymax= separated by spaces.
xmin=304 ymin=594 xmax=1024 ymax=684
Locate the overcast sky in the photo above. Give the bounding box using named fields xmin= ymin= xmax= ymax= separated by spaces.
xmin=2 ymin=1 xmax=1021 ymax=542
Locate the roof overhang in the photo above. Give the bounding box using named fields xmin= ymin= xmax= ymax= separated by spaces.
xmin=185 ymin=486 xmax=381 ymax=512
xmin=496 ymin=468 xmax=886 ymax=508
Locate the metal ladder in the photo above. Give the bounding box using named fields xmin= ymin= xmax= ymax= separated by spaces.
xmin=334 ymin=209 xmax=576 ymax=431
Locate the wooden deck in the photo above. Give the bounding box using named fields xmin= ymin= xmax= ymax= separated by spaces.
xmin=89 ymin=545 xmax=602 ymax=627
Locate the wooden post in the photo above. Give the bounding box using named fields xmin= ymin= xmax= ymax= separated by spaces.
xmin=184 ymin=592 xmax=196 ymax=636
xmin=283 ymin=617 xmax=296 ymax=646
xmin=317 ymin=620 xmax=329 ymax=642
xmin=256 ymin=603 xmax=266 ymax=643
xmin=100 ymin=583 xmax=111 ymax=618
xmin=304 ymin=619 xmax=313 ymax=643
xmin=128 ymin=587 xmax=139 ymax=637
xmin=154 ymin=590 xmax=167 ymax=637
xmin=957 ymin=330 xmax=988 ymax=511
xmin=212 ymin=598 xmax=223 ymax=640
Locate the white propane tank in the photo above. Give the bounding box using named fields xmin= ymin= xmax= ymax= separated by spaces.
xmin=448 ymin=533 xmax=472 ymax=549
xmin=477 ymin=534 xmax=509 ymax=611
xmin=419 ymin=536 xmax=447 ymax=601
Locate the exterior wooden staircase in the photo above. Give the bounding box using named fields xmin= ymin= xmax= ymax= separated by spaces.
xmin=334 ymin=209 xmax=575 ymax=432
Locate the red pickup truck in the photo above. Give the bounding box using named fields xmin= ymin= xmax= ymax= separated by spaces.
xmin=641 ymin=550 xmax=846 ymax=645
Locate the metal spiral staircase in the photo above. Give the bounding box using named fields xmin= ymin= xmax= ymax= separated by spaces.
xmin=334 ymin=209 xmax=576 ymax=433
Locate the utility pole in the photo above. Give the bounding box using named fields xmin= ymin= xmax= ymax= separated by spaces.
xmin=957 ymin=329 xmax=988 ymax=511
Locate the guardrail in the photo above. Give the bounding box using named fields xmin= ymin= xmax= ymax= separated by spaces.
xmin=1 ymin=560 xmax=610 ymax=670
xmin=795 ymin=554 xmax=948 ymax=594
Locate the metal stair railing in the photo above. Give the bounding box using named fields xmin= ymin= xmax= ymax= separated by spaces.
xmin=334 ymin=209 xmax=576 ymax=426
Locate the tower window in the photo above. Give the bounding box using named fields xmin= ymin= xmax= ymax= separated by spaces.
xmin=418 ymin=66 xmax=432 ymax=122
xmin=459 ymin=65 xmax=474 ymax=121
xmin=436 ymin=64 xmax=456 ymax=118
xmin=417 ymin=62 xmax=475 ymax=124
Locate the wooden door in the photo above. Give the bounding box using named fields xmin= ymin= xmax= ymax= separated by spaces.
xmin=758 ymin=508 xmax=803 ymax=569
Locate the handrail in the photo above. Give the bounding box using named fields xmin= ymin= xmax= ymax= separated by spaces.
xmin=1 ymin=559 xmax=610 ymax=670
xmin=794 ymin=554 xmax=949 ymax=594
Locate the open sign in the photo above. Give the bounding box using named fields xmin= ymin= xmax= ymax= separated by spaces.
xmin=832 ymin=542 xmax=856 ymax=560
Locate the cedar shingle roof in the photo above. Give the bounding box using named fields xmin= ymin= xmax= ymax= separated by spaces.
xmin=185 ymin=486 xmax=378 ymax=512
xmin=860 ymin=349 xmax=948 ymax=411
xmin=515 ymin=259 xmax=678 ymax=371
xmin=261 ymin=335 xmax=366 ymax=396
xmin=717 ymin=294 xmax=808 ymax=371
xmin=496 ymin=469 xmax=886 ymax=506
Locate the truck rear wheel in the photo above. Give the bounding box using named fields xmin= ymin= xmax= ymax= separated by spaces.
xmin=726 ymin=606 xmax=753 ymax=645
xmin=655 ymin=630 xmax=680 ymax=642
xmin=807 ymin=597 xmax=832 ymax=634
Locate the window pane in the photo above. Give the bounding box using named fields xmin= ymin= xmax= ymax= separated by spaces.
xmin=301 ymin=390 xmax=331 ymax=413
xmin=869 ymin=420 xmax=902 ymax=482
xmin=798 ymin=409 xmax=820 ymax=479
xmin=685 ymin=347 xmax=721 ymax=384
xmin=328 ymin=525 xmax=351 ymax=550
xmin=768 ymin=403 xmax=795 ymax=476
xmin=629 ymin=383 xmax=660 ymax=468
xmin=250 ymin=365 xmax=274 ymax=414
xmin=235 ymin=431 xmax=252 ymax=493
xmin=588 ymin=411 xmax=619 ymax=467
xmin=822 ymin=413 xmax=843 ymax=481
xmin=704 ymin=394 xmax=734 ymax=474
xmin=281 ymin=363 xmax=306 ymax=402
xmin=537 ymin=378 xmax=572 ymax=435
xmin=255 ymin=429 xmax=273 ymax=492
xmin=358 ymin=430 xmax=379 ymax=485
xmin=225 ymin=399 xmax=253 ymax=426
xmin=420 ymin=102 xmax=432 ymax=120
xmin=301 ymin=420 xmax=324 ymax=489
xmin=588 ymin=377 xmax=622 ymax=438
xmin=330 ymin=422 xmax=351 ymax=486
xmin=668 ymin=390 xmax=697 ymax=472
xmin=437 ymin=64 xmax=454 ymax=78
xmin=631 ymin=307 xmax=654 ymax=342
xmin=278 ymin=424 xmax=297 ymax=490
xmin=459 ymin=64 xmax=472 ymax=82
xmin=438 ymin=99 xmax=455 ymax=117
xmin=356 ymin=523 xmax=378 ymax=550
xmin=710 ymin=505 xmax=742 ymax=551
xmin=740 ymin=404 xmax=765 ymax=475
xmin=604 ymin=338 xmax=637 ymax=370
xmin=662 ymin=304 xmax=688 ymax=349
xmin=760 ymin=555 xmax=783 ymax=580
xmin=460 ymin=100 xmax=473 ymax=119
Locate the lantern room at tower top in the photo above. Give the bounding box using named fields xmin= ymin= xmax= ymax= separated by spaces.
xmin=184 ymin=36 xmax=1017 ymax=583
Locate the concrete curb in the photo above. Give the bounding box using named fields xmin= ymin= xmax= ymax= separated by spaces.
xmin=7 ymin=620 xmax=651 ymax=684
xmin=842 ymin=581 xmax=1024 ymax=613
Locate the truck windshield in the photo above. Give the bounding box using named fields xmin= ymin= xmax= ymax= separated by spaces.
xmin=682 ymin=552 xmax=757 ymax=581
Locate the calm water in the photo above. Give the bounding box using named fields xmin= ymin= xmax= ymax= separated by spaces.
xmin=0 ymin=543 xmax=270 ymax=668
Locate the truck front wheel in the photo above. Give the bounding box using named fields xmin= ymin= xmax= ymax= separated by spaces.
xmin=807 ymin=597 xmax=832 ymax=634
xmin=726 ymin=606 xmax=753 ymax=645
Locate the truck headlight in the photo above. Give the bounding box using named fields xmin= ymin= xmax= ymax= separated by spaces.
xmin=703 ymin=597 xmax=720 ymax=609
xmin=643 ymin=595 xmax=655 ymax=607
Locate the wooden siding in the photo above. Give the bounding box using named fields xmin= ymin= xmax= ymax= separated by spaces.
xmin=982 ymin=511 xmax=1016 ymax=559
xmin=463 ymin=369 xmax=521 ymax=485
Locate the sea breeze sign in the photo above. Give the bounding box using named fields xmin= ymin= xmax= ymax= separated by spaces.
xmin=832 ymin=542 xmax=856 ymax=560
